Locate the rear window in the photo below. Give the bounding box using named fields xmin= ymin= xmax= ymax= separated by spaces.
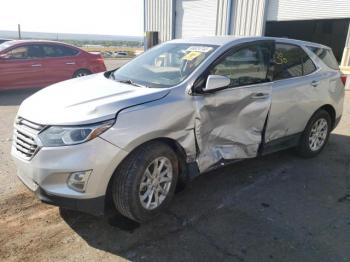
xmin=308 ymin=46 xmax=339 ymax=70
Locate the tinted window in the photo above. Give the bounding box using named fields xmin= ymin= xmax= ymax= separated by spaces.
xmin=210 ymin=42 xmax=271 ymax=87
xmin=5 ymin=45 xmax=44 ymax=59
xmin=42 ymin=45 xmax=78 ymax=57
xmin=273 ymin=43 xmax=316 ymax=80
xmin=57 ymin=45 xmax=79 ymax=56
xmin=308 ymin=46 xmax=339 ymax=70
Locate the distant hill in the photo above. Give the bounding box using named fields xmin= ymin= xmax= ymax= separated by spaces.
xmin=0 ymin=30 xmax=142 ymax=42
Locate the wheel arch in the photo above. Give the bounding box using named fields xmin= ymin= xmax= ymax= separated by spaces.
xmin=104 ymin=137 xmax=191 ymax=209
xmin=72 ymin=68 xmax=92 ymax=78
xmin=316 ymin=104 xmax=336 ymax=129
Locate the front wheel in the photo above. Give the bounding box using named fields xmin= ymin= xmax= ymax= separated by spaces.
xmin=296 ymin=109 xmax=331 ymax=158
xmin=112 ymin=142 xmax=178 ymax=222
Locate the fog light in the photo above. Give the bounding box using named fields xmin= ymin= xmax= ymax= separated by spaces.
xmin=67 ymin=170 xmax=92 ymax=192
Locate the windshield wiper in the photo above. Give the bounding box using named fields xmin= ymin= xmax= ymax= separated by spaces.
xmin=117 ymin=79 xmax=148 ymax=88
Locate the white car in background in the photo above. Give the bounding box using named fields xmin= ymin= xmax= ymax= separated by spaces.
xmin=112 ymin=51 xmax=128 ymax=57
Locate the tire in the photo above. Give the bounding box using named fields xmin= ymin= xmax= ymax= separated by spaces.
xmin=296 ymin=109 xmax=331 ymax=158
xmin=73 ymin=69 xmax=91 ymax=78
xmin=112 ymin=142 xmax=179 ymax=222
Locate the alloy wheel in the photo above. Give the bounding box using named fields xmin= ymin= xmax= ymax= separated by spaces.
xmin=139 ymin=156 xmax=173 ymax=210
xmin=76 ymin=72 xmax=88 ymax=77
xmin=309 ymin=118 xmax=328 ymax=151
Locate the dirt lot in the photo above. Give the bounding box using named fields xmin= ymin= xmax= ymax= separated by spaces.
xmin=1 ymin=72 xmax=350 ymax=261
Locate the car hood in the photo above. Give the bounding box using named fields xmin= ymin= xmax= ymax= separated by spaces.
xmin=17 ymin=73 xmax=170 ymax=125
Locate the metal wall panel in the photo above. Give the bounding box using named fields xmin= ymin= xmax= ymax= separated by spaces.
xmin=230 ymin=0 xmax=267 ymax=36
xmin=216 ymin=0 xmax=230 ymax=35
xmin=144 ymin=0 xmax=174 ymax=42
xmin=267 ymin=0 xmax=350 ymax=21
xmin=175 ymin=0 xmax=218 ymax=39
xmin=144 ymin=0 xmax=267 ymax=40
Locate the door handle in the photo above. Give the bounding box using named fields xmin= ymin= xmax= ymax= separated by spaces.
xmin=65 ymin=62 xmax=76 ymax=65
xmin=251 ymin=92 xmax=270 ymax=99
xmin=31 ymin=64 xmax=42 ymax=67
xmin=311 ymin=80 xmax=320 ymax=87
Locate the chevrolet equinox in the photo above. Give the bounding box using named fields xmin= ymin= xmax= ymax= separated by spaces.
xmin=12 ymin=36 xmax=344 ymax=222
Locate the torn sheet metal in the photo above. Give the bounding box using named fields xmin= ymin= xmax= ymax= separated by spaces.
xmin=193 ymin=83 xmax=272 ymax=172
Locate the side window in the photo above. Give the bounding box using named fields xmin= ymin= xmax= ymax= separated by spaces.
xmin=210 ymin=42 xmax=271 ymax=87
xmin=307 ymin=46 xmax=339 ymax=70
xmin=42 ymin=45 xmax=78 ymax=57
xmin=55 ymin=45 xmax=79 ymax=57
xmin=5 ymin=46 xmax=29 ymax=59
xmin=5 ymin=45 xmax=44 ymax=59
xmin=273 ymin=43 xmax=316 ymax=80
xmin=42 ymin=45 xmax=57 ymax=57
xmin=302 ymin=51 xmax=317 ymax=75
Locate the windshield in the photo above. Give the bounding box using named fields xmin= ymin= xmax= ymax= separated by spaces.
xmin=113 ymin=43 xmax=217 ymax=88
xmin=0 ymin=41 xmax=15 ymax=52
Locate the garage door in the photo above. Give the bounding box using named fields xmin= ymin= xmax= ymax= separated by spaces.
xmin=267 ymin=0 xmax=350 ymax=21
xmin=175 ymin=0 xmax=218 ymax=39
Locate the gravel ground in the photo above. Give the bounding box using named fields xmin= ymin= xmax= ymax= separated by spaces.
xmin=104 ymin=58 xmax=131 ymax=71
xmin=0 ymin=73 xmax=349 ymax=261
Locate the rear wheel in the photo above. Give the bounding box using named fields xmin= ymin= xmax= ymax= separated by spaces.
xmin=73 ymin=69 xmax=91 ymax=78
xmin=296 ymin=109 xmax=331 ymax=158
xmin=112 ymin=142 xmax=178 ymax=222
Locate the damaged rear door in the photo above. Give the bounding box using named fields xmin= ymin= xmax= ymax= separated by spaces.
xmin=193 ymin=41 xmax=274 ymax=172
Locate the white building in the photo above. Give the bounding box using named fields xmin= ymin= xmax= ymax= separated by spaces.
xmin=144 ymin=0 xmax=350 ymax=72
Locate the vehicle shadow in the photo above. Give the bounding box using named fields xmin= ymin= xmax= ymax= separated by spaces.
xmin=59 ymin=133 xmax=350 ymax=261
xmin=0 ymin=88 xmax=41 ymax=106
xmin=59 ymin=153 xmax=281 ymax=258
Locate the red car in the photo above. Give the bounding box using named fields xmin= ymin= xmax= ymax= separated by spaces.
xmin=0 ymin=40 xmax=106 ymax=91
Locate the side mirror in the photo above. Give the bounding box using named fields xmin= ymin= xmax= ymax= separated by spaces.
xmin=203 ymin=75 xmax=231 ymax=92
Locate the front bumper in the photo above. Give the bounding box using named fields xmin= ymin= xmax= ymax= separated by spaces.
xmin=12 ymin=137 xmax=128 ymax=215
xmin=36 ymin=187 xmax=105 ymax=215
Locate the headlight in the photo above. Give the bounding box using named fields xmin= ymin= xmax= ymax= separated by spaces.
xmin=38 ymin=119 xmax=114 ymax=147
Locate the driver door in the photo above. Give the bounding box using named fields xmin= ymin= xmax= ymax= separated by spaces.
xmin=193 ymin=41 xmax=274 ymax=172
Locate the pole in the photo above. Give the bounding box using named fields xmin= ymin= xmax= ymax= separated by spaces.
xmin=18 ymin=24 xmax=21 ymax=39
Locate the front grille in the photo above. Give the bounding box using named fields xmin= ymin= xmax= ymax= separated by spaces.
xmin=13 ymin=117 xmax=46 ymax=160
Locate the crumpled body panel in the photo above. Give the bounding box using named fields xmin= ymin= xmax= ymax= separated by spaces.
xmin=194 ymin=83 xmax=272 ymax=172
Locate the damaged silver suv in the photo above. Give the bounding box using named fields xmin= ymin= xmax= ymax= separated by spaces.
xmin=12 ymin=36 xmax=344 ymax=222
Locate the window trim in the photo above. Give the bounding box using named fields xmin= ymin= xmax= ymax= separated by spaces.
xmin=270 ymin=42 xmax=319 ymax=83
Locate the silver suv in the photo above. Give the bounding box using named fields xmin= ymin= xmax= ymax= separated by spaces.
xmin=12 ymin=37 xmax=344 ymax=222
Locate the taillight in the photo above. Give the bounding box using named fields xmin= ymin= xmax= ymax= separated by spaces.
xmin=96 ymin=55 xmax=104 ymax=64
xmin=340 ymin=75 xmax=347 ymax=86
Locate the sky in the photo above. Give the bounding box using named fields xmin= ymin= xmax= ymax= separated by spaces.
xmin=0 ymin=0 xmax=143 ymax=36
